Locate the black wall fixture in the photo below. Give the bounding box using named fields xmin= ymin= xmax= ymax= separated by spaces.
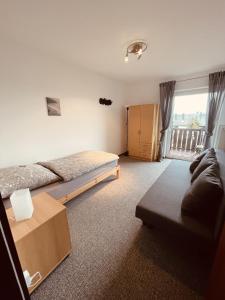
xmin=99 ymin=98 xmax=112 ymax=106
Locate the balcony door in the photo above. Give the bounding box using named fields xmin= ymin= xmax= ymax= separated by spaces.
xmin=166 ymin=92 xmax=208 ymax=160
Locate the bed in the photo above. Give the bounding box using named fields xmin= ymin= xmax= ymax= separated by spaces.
xmin=1 ymin=151 xmax=120 ymax=208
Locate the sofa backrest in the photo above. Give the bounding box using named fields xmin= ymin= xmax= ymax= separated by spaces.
xmin=214 ymin=149 xmax=225 ymax=240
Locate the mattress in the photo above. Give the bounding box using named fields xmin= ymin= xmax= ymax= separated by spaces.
xmin=4 ymin=160 xmax=118 ymax=209
xmin=46 ymin=160 xmax=118 ymax=200
xmin=38 ymin=150 xmax=119 ymax=181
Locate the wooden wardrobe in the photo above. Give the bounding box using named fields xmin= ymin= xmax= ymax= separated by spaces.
xmin=128 ymin=104 xmax=160 ymax=161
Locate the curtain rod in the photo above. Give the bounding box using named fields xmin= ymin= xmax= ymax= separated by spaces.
xmin=176 ymin=74 xmax=208 ymax=83
xmin=176 ymin=69 xmax=225 ymax=83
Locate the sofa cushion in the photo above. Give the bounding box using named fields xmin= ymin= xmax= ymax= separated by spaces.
xmin=189 ymin=149 xmax=208 ymax=173
xmin=213 ymin=150 xmax=225 ymax=240
xmin=0 ymin=164 xmax=60 ymax=199
xmin=182 ymin=163 xmax=223 ymax=227
xmin=135 ymin=159 xmax=214 ymax=244
xmin=191 ymin=148 xmax=216 ymax=182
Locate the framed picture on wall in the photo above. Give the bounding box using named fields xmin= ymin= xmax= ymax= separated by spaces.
xmin=46 ymin=97 xmax=61 ymax=116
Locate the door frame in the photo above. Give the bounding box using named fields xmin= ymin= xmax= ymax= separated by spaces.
xmin=0 ymin=196 xmax=30 ymax=300
xmin=165 ymin=88 xmax=209 ymax=158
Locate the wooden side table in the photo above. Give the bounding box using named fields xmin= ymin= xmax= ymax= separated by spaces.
xmin=6 ymin=192 xmax=72 ymax=294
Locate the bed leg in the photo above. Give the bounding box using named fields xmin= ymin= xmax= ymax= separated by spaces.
xmin=116 ymin=166 xmax=121 ymax=179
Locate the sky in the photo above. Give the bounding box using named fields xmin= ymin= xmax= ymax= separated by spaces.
xmin=174 ymin=93 xmax=208 ymax=114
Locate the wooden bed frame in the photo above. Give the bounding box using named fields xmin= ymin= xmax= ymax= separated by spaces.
xmin=57 ymin=165 xmax=120 ymax=204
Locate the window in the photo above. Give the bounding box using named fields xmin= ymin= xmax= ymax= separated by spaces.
xmin=172 ymin=93 xmax=208 ymax=129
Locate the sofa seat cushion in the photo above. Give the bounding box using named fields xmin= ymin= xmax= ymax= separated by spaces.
xmin=136 ymin=159 xmax=214 ymax=244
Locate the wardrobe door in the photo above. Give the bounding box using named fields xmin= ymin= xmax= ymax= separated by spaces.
xmin=140 ymin=105 xmax=154 ymax=160
xmin=128 ymin=106 xmax=141 ymax=157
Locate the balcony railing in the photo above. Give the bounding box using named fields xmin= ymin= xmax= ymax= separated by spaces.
xmin=170 ymin=127 xmax=206 ymax=153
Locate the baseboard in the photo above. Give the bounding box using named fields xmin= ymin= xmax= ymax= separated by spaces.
xmin=119 ymin=151 xmax=128 ymax=156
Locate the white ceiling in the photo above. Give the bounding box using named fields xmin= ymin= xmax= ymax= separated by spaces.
xmin=0 ymin=0 xmax=225 ymax=82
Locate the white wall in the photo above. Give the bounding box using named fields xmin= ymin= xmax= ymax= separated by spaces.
xmin=0 ymin=39 xmax=126 ymax=168
xmin=125 ymin=79 xmax=161 ymax=106
xmin=219 ymin=99 xmax=225 ymax=124
xmin=124 ymin=75 xmax=209 ymax=106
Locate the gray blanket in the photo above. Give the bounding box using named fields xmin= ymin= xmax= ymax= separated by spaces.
xmin=38 ymin=151 xmax=119 ymax=181
xmin=0 ymin=164 xmax=60 ymax=199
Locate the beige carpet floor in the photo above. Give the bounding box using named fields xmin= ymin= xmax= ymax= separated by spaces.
xmin=31 ymin=157 xmax=211 ymax=300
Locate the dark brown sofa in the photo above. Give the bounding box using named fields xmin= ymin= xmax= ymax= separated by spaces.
xmin=135 ymin=150 xmax=225 ymax=247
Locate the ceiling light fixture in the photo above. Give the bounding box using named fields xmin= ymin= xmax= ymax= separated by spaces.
xmin=124 ymin=40 xmax=148 ymax=63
